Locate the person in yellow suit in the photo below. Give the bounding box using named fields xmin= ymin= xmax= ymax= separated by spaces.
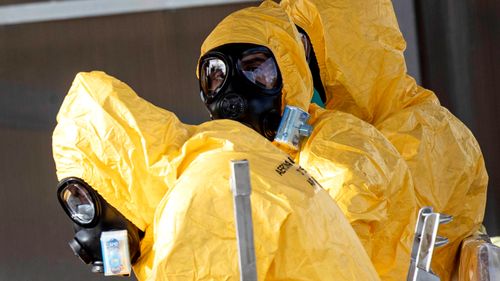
xmin=198 ymin=2 xmax=417 ymax=280
xmin=53 ymin=71 xmax=382 ymax=280
xmin=280 ymin=0 xmax=488 ymax=280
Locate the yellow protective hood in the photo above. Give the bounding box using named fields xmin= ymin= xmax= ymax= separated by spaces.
xmin=282 ymin=2 xmax=489 ymax=280
xmin=53 ymin=71 xmax=192 ymax=231
xmin=281 ymin=0 xmax=438 ymax=123
xmin=199 ymin=1 xmax=313 ymax=113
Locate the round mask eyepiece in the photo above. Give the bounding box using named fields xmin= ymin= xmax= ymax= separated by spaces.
xmin=199 ymin=55 xmax=229 ymax=99
xmin=237 ymin=47 xmax=281 ymax=91
xmin=57 ymin=177 xmax=100 ymax=227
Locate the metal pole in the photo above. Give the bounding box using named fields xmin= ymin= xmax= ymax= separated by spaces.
xmin=230 ymin=159 xmax=257 ymax=281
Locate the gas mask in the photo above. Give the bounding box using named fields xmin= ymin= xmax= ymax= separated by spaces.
xmin=57 ymin=177 xmax=143 ymax=276
xmin=199 ymin=43 xmax=313 ymax=150
xmin=199 ymin=43 xmax=283 ymax=140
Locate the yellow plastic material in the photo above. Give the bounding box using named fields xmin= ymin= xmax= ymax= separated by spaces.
xmin=377 ymin=104 xmax=488 ymax=281
xmin=298 ymin=105 xmax=417 ymax=281
xmin=280 ymin=0 xmax=438 ymax=124
xmin=200 ymin=2 xmax=418 ymax=280
xmin=53 ymin=71 xmax=193 ymax=231
xmin=282 ymin=1 xmax=488 ymax=280
xmin=53 ymin=71 xmax=381 ymax=281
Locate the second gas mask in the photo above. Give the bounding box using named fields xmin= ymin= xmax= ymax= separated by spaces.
xmin=199 ymin=43 xmax=283 ymax=140
xmin=57 ymin=177 xmax=143 ymax=276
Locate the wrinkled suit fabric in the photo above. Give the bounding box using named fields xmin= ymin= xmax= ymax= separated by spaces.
xmin=281 ymin=0 xmax=488 ymax=279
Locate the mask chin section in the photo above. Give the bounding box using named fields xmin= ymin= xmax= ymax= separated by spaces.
xmin=68 ymin=238 xmax=105 ymax=274
xmin=91 ymin=261 xmax=104 ymax=273
xmin=68 ymin=238 xmax=93 ymax=265
xmin=219 ymin=93 xmax=247 ymax=119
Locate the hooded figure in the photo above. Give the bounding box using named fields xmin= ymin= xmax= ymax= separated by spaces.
xmin=199 ymin=2 xmax=418 ymax=280
xmin=53 ymin=71 xmax=383 ymax=280
xmin=280 ymin=0 xmax=488 ymax=280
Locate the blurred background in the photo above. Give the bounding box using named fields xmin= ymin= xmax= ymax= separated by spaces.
xmin=0 ymin=0 xmax=497 ymax=280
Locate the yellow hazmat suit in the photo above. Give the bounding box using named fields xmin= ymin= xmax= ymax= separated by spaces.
xmin=200 ymin=2 xmax=417 ymax=280
xmin=53 ymin=72 xmax=382 ymax=280
xmin=299 ymin=105 xmax=416 ymax=280
xmin=281 ymin=0 xmax=489 ymax=280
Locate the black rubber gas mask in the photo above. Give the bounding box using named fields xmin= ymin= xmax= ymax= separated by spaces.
xmin=57 ymin=177 xmax=143 ymax=276
xmin=199 ymin=43 xmax=283 ymax=140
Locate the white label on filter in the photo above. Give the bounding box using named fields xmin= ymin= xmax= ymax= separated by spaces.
xmin=100 ymin=230 xmax=132 ymax=276
xmin=274 ymin=106 xmax=311 ymax=150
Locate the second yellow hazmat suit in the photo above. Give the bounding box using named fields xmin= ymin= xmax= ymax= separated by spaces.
xmin=199 ymin=2 xmax=417 ymax=280
xmin=52 ymin=72 xmax=382 ymax=280
xmin=280 ymin=0 xmax=488 ymax=280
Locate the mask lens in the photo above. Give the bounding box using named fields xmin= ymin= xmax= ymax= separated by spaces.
xmin=200 ymin=58 xmax=227 ymax=98
xmin=61 ymin=183 xmax=96 ymax=225
xmin=238 ymin=50 xmax=279 ymax=90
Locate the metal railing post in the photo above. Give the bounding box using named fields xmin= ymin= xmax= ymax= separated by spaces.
xmin=230 ymin=160 xmax=258 ymax=281
xmin=407 ymin=207 xmax=452 ymax=281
